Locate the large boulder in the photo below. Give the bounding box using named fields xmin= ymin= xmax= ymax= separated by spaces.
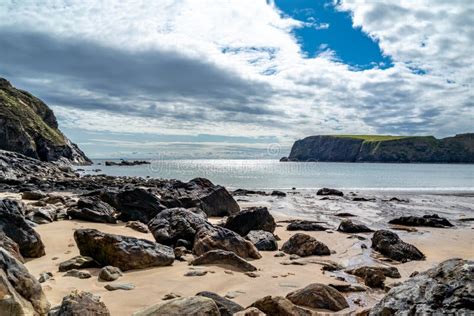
xmin=74 ymin=229 xmax=174 ymax=271
xmin=196 ymin=291 xmax=244 ymax=316
xmin=224 ymin=207 xmax=276 ymax=236
xmin=186 ymin=178 xmax=240 ymax=217
xmin=148 ymin=208 xmax=210 ymax=247
xmin=0 ymin=232 xmax=24 ymax=263
xmin=133 ymin=296 xmax=220 ymax=316
xmin=0 ymin=199 xmax=45 ymax=258
xmin=114 ymin=188 xmax=166 ymax=223
xmin=0 ymin=248 xmax=50 ymax=315
xmin=245 ymin=230 xmax=278 ymax=251
xmin=67 ymin=196 xmax=117 ymax=223
xmin=389 ymin=214 xmax=453 ymax=228
xmin=281 ymin=233 xmax=330 ymax=257
xmin=250 ymin=296 xmax=310 ymax=316
xmin=193 ymin=226 xmax=261 ymax=259
xmin=190 ymin=250 xmax=257 ymax=272
xmin=53 ymin=290 xmax=110 ymax=316
xmin=317 ymin=188 xmax=343 ymax=196
xmin=337 ymin=219 xmax=373 ymax=233
xmin=370 ymin=259 xmax=473 ymax=315
xmin=286 ymin=283 xmax=349 ymax=312
xmin=371 ymin=230 xmax=425 ymax=262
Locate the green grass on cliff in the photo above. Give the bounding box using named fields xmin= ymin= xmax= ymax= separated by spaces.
xmin=333 ymin=135 xmax=413 ymax=142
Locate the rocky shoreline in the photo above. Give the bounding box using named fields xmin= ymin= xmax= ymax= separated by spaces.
xmin=0 ymin=150 xmax=473 ymax=315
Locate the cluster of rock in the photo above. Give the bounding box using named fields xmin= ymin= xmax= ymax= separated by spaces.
xmin=104 ymin=160 xmax=150 ymax=166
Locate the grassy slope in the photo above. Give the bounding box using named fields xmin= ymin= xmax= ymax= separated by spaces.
xmin=332 ymin=135 xmax=416 ymax=142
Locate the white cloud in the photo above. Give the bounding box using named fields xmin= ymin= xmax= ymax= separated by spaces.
xmin=0 ymin=0 xmax=472 ymax=158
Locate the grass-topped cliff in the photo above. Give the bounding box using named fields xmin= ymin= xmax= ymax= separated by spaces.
xmin=282 ymin=134 xmax=474 ymax=163
xmin=0 ymin=78 xmax=91 ymax=164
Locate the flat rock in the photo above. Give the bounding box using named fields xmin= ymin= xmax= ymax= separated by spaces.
xmin=58 ymin=255 xmax=99 ymax=272
xmin=0 ymin=248 xmax=50 ymax=315
xmin=346 ymin=266 xmax=401 ymax=279
xmin=64 ymin=269 xmax=92 ymax=279
xmin=371 ymin=230 xmax=425 ymax=262
xmin=245 ymin=230 xmax=278 ymax=251
xmin=184 ymin=270 xmax=208 ymax=277
xmin=126 ymin=221 xmax=149 ymax=233
xmin=317 ymin=188 xmax=344 ymax=196
xmin=0 ymin=199 xmax=45 ymax=258
xmin=104 ymin=283 xmax=135 ymax=291
xmin=286 ymin=283 xmax=349 ymax=312
xmin=281 ymin=233 xmax=330 ymax=257
xmin=132 ymin=296 xmax=220 ymax=316
xmin=54 ymin=290 xmax=110 ymax=315
xmin=196 ymin=291 xmax=244 ymax=316
xmin=193 ymin=226 xmax=261 ymax=259
xmin=190 ymin=250 xmax=257 ymax=272
xmin=74 ymin=229 xmax=174 ymax=271
xmin=287 ymin=220 xmax=327 ymax=231
xmin=389 ymin=214 xmax=453 ymax=228
xmin=337 ymin=219 xmax=373 ymax=233
xmin=371 ymin=259 xmax=473 ymax=315
xmin=224 ymin=206 xmax=276 ymax=236
xmin=21 ymin=191 xmax=47 ymax=200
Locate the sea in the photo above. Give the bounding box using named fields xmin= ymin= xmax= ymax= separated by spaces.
xmin=76 ymin=159 xmax=474 ymax=192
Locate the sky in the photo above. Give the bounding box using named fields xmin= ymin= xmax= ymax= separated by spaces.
xmin=0 ymin=0 xmax=473 ymax=159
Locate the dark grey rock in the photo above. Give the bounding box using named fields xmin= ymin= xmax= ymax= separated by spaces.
xmin=196 ymin=291 xmax=244 ymax=316
xmin=371 ymin=230 xmax=425 ymax=262
xmin=245 ymin=230 xmax=278 ymax=251
xmin=337 ymin=219 xmax=373 ymax=233
xmin=281 ymin=233 xmax=330 ymax=257
xmin=224 ymin=207 xmax=276 ymax=236
xmin=190 ymin=250 xmax=257 ymax=272
xmin=389 ymin=214 xmax=453 ymax=228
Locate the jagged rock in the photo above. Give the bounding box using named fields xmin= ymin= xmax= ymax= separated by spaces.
xmin=371 ymin=230 xmax=425 ymax=262
xmin=337 ymin=219 xmax=373 ymax=233
xmin=286 ymin=283 xmax=349 ymax=312
xmin=346 ymin=266 xmax=401 ymax=279
xmin=98 ymin=266 xmax=122 ymax=281
xmin=104 ymin=283 xmax=135 ymax=291
xmin=114 ymin=188 xmax=166 ymax=224
xmin=389 ymin=214 xmax=453 ymax=228
xmin=317 ymin=188 xmax=344 ymax=196
xmin=196 ymin=291 xmax=244 ymax=316
xmin=58 ymin=255 xmax=99 ymax=272
xmin=133 ymin=296 xmax=220 ymax=316
xmin=250 ymin=296 xmax=310 ymax=316
xmin=281 ymin=233 xmax=330 ymax=257
xmin=54 ymin=290 xmax=110 ymax=315
xmin=371 ymin=259 xmax=473 ymax=315
xmin=186 ymin=178 xmax=240 ymax=217
xmin=74 ymin=229 xmax=174 ymax=271
xmin=126 ymin=221 xmax=149 ymax=233
xmin=224 ymin=207 xmax=276 ymax=236
xmin=245 ymin=230 xmax=278 ymax=251
xmin=286 ymin=220 xmax=327 ymax=231
xmin=148 ymin=208 xmax=209 ymax=247
xmin=21 ymin=191 xmax=46 ymax=200
xmin=193 ymin=226 xmax=261 ymax=259
xmin=0 ymin=199 xmax=45 ymax=258
xmin=64 ymin=269 xmax=92 ymax=279
xmin=0 ymin=232 xmax=24 ymax=262
xmin=0 ymin=78 xmax=91 ymax=164
xmin=26 ymin=207 xmax=55 ymax=224
xmin=190 ymin=250 xmax=257 ymax=272
xmin=0 ymin=248 xmax=50 ymax=315
xmin=67 ymin=196 xmax=116 ymax=223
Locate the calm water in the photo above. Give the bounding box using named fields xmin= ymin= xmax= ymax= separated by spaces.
xmin=77 ymin=159 xmax=474 ymax=191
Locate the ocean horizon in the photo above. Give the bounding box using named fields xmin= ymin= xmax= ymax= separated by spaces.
xmin=77 ymin=159 xmax=474 ymax=191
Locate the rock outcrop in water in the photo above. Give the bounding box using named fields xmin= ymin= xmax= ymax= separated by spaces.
xmin=0 ymin=78 xmax=91 ymax=165
xmin=281 ymin=134 xmax=474 ymax=163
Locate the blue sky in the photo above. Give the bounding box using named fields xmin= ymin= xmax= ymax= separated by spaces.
xmin=274 ymin=0 xmax=393 ymax=69
xmin=0 ymin=0 xmax=472 ymax=158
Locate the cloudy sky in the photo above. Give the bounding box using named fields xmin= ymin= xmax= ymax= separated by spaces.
xmin=1 ymin=0 xmax=473 ymax=159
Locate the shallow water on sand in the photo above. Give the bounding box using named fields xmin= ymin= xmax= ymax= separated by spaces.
xmin=78 ymin=159 xmax=474 ymax=191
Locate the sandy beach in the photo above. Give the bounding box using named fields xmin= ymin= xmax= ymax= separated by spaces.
xmin=1 ymin=189 xmax=470 ymax=315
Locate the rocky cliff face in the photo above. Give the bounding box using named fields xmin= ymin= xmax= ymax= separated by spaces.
xmin=283 ymin=134 xmax=474 ymax=163
xmin=0 ymin=78 xmax=91 ymax=165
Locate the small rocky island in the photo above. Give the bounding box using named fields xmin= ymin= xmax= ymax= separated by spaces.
xmin=281 ymin=134 xmax=474 ymax=163
xmin=0 ymin=79 xmax=472 ymax=315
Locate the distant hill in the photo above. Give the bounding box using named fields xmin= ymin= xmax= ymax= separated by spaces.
xmin=281 ymin=134 xmax=474 ymax=163
xmin=0 ymin=78 xmax=91 ymax=165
